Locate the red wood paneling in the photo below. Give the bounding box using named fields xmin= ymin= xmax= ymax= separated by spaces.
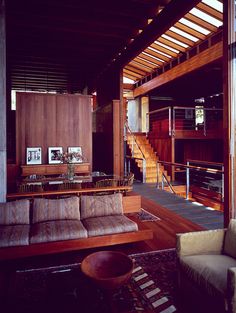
xmin=16 ymin=93 xmax=92 ymax=168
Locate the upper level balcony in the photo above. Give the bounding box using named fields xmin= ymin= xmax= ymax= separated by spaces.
xmin=147 ymin=106 xmax=223 ymax=139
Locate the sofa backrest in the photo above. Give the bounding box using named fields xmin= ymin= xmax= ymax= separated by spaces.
xmin=80 ymin=193 xmax=123 ymax=220
xmin=223 ymin=219 xmax=236 ymax=259
xmin=0 ymin=199 xmax=30 ymax=225
xmin=32 ymin=196 xmax=80 ymax=223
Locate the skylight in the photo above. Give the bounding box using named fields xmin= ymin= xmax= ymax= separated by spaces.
xmin=202 ymin=0 xmax=223 ymax=12
xmin=123 ymin=77 xmax=135 ymax=84
xmin=170 ymin=26 xmax=199 ymax=42
xmin=162 ymin=34 xmax=189 ymax=48
xmin=148 ymin=46 xmax=172 ymax=58
xmin=179 ymin=18 xmax=210 ymax=35
xmin=142 ymin=51 xmax=165 ymax=62
xmin=190 ymin=7 xmax=223 ymax=27
xmin=154 ymin=41 xmax=180 ymax=54
xmin=123 ymin=0 xmax=223 ymax=86
xmin=137 ymin=56 xmax=159 ymax=66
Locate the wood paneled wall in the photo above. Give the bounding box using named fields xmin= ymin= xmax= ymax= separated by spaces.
xmin=16 ymin=93 xmax=92 ymax=167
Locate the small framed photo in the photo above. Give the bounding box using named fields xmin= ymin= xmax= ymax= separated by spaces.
xmin=26 ymin=147 xmax=42 ymax=165
xmin=68 ymin=146 xmax=83 ymax=163
xmin=48 ymin=147 xmax=63 ymax=164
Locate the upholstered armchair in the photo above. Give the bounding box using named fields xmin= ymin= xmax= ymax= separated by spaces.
xmin=176 ymin=219 xmax=236 ymax=313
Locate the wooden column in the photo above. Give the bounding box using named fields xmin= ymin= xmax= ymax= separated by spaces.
xmin=223 ymin=0 xmax=236 ymax=225
xmin=0 ymin=0 xmax=6 ymax=202
xmin=113 ymin=99 xmax=124 ymax=176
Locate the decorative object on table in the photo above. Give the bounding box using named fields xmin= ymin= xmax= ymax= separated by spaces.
xmin=48 ymin=147 xmax=63 ymax=164
xmin=68 ymin=146 xmax=83 ymax=163
xmin=7 ymin=249 xmax=177 ymax=313
xmin=58 ymin=150 xmax=84 ymax=180
xmin=26 ymin=147 xmax=42 ymax=165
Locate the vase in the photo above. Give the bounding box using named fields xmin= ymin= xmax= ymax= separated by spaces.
xmin=67 ymin=163 xmax=75 ymax=181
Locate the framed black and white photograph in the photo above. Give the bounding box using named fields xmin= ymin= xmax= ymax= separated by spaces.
xmin=48 ymin=147 xmax=63 ymax=164
xmin=26 ymin=147 xmax=42 ymax=165
xmin=68 ymin=146 xmax=83 ymax=163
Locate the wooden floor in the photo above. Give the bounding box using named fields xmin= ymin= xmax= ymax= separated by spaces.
xmin=3 ymin=194 xmax=204 ymax=271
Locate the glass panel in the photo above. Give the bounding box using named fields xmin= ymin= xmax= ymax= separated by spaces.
xmin=179 ymin=17 xmax=210 ymax=35
xmin=190 ymin=8 xmax=223 ymax=27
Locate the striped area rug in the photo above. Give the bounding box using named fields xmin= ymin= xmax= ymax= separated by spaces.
xmin=130 ymin=249 xmax=177 ymax=312
xmin=6 ymin=249 xmax=178 ymax=313
xmin=131 ymin=264 xmax=176 ymax=312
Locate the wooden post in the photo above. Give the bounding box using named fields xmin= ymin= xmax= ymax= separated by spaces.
xmin=0 ymin=0 xmax=6 ymax=202
xmin=113 ymin=99 xmax=124 ymax=176
xmin=223 ymin=0 xmax=236 ymax=225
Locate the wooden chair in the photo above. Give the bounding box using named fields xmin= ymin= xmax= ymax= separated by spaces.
xmin=124 ymin=172 xmax=134 ymax=186
xmin=18 ymin=183 xmax=44 ymax=193
xmin=95 ymin=179 xmax=119 ymax=188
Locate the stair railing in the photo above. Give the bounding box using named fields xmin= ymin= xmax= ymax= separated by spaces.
xmin=124 ymin=122 xmax=146 ymax=183
xmin=156 ymin=160 xmax=224 ymax=209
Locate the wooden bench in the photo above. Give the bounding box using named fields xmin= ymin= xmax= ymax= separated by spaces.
xmin=0 ymin=195 xmax=153 ymax=261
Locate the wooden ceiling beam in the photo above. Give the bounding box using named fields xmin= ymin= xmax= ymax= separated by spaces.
xmin=175 ymin=21 xmax=206 ymax=40
xmin=113 ymin=0 xmax=201 ymax=68
xmin=133 ymin=41 xmax=223 ymax=97
xmin=144 ymin=48 xmax=171 ymax=62
xmin=149 ymin=43 xmax=178 ymax=57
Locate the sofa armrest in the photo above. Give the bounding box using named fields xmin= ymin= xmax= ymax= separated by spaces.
xmin=176 ymin=229 xmax=226 ymax=257
xmin=228 ymin=267 xmax=236 ymax=313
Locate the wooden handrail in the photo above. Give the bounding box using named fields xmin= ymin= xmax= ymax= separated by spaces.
xmin=187 ymin=159 xmax=223 ymax=167
xmin=7 ymin=186 xmax=132 ymax=200
xmin=156 ymin=160 xmax=224 ymax=174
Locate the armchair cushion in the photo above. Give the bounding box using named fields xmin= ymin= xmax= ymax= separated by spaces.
xmin=224 ymin=219 xmax=236 ymax=259
xmin=80 ymin=193 xmax=123 ymax=220
xmin=0 ymin=199 xmax=30 ymax=225
xmin=82 ymin=215 xmax=138 ymax=237
xmin=177 ymin=229 xmax=225 ymax=257
xmin=30 ymin=220 xmax=87 ymax=244
xmin=32 ymin=196 xmax=80 ymax=223
xmin=179 ymin=254 xmax=236 ymax=296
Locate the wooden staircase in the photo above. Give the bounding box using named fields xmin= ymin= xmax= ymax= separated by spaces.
xmin=126 ymin=133 xmax=170 ymax=183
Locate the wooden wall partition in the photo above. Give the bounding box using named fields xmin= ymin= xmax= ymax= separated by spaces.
xmin=16 ymin=92 xmax=92 ymax=168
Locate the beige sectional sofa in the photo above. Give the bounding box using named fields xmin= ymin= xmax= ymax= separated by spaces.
xmin=0 ymin=193 xmax=151 ymax=260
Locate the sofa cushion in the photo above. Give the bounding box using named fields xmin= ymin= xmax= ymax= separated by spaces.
xmin=0 ymin=199 xmax=30 ymax=225
xmin=179 ymin=254 xmax=236 ymax=296
xmin=0 ymin=225 xmax=30 ymax=247
xmin=80 ymin=193 xmax=123 ymax=220
xmin=223 ymin=219 xmax=236 ymax=259
xmin=32 ymin=197 xmax=80 ymax=223
xmin=82 ymin=215 xmax=138 ymax=237
xmin=30 ymin=220 xmax=87 ymax=244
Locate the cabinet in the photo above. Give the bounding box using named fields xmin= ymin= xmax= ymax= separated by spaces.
xmin=21 ymin=163 xmax=90 ymax=177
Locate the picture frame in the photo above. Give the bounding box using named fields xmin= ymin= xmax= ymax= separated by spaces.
xmin=26 ymin=147 xmax=42 ymax=165
xmin=48 ymin=147 xmax=63 ymax=164
xmin=68 ymin=146 xmax=83 ymax=163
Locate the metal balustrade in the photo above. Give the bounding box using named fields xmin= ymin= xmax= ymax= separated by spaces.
xmin=146 ymin=107 xmax=223 ymax=137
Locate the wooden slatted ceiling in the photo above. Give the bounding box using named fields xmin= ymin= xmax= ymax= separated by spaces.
xmin=7 ymin=0 xmax=167 ymax=93
xmin=123 ymin=0 xmax=223 ymax=83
